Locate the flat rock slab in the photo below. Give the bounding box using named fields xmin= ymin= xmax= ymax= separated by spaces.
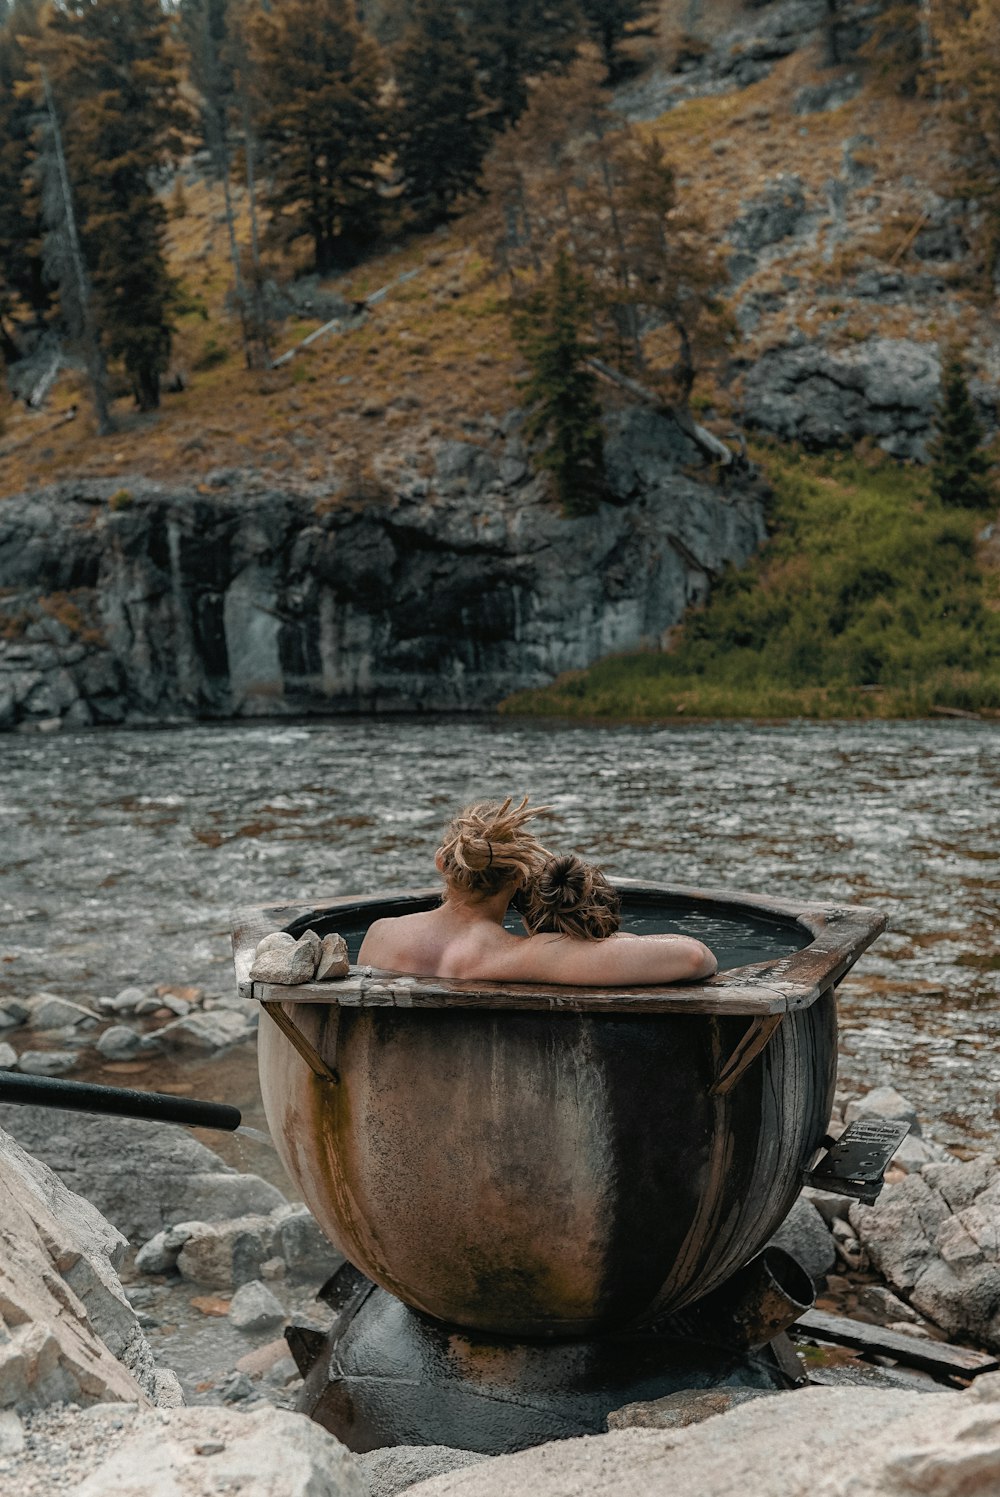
xmin=406 ymin=1381 xmax=1000 ymax=1497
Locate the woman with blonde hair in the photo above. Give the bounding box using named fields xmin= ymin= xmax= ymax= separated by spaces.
xmin=358 ymin=796 xmax=716 ymax=985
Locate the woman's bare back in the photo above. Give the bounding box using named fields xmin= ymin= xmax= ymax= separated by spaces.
xmin=358 ymin=903 xmax=716 ymax=987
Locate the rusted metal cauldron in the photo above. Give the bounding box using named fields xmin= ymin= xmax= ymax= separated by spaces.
xmin=232 ymin=882 xmax=884 ymax=1338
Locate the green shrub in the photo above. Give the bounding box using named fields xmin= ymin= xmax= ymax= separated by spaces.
xmin=501 ymin=447 xmax=1000 ymax=719
xmin=108 ymin=489 xmax=133 ymax=511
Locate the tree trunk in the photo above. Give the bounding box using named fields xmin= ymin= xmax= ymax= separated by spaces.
xmin=41 ymin=64 xmax=114 ymax=435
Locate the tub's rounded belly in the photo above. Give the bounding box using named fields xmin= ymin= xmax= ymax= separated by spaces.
xmin=258 ymin=996 xmax=836 ymax=1335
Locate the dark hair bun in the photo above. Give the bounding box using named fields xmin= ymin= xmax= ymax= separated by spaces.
xmin=522 ymin=855 xmax=621 ymax=940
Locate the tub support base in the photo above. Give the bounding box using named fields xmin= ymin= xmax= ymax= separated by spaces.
xmin=287 ymin=1263 xmax=806 ymax=1456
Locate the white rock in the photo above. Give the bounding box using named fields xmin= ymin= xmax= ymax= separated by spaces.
xmin=249 ymin=935 xmax=317 ymax=986
xmin=0 ymin=1409 xmax=25 ymax=1457
xmin=228 ymin=1280 xmax=286 ymax=1333
xmin=96 ymin=1025 xmax=143 ymax=1059
xmin=254 ymin=931 xmax=297 ymax=956
xmin=0 ymin=1042 xmax=17 ymax=1070
xmin=72 ymin=1405 xmax=366 ymax=1497
xmin=316 ymin=933 xmax=349 ymax=981
xmin=17 ymin=1049 xmax=77 ymax=1076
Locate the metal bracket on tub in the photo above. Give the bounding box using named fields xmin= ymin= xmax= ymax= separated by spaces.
xmin=261 ymin=1001 xmax=340 ymax=1085
xmin=803 ymin=1119 xmax=910 ymax=1204
xmin=711 ymin=1015 xmax=783 ymax=1096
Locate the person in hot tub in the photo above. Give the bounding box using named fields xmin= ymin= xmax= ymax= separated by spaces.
xmin=358 ymin=796 xmax=717 ymax=984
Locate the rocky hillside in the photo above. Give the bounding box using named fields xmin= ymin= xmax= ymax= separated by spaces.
xmin=0 ymin=407 xmax=765 ymax=728
xmin=2 ymin=0 xmax=997 ymax=727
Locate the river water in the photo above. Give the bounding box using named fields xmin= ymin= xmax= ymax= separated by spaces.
xmin=1 ymin=717 xmax=998 ymax=1156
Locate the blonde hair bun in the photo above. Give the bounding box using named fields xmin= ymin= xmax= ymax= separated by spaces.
xmin=438 ymin=795 xmax=552 ymax=897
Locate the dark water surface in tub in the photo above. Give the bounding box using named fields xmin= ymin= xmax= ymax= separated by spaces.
xmin=306 ymin=901 xmax=811 ymax=970
xmin=1 ymin=717 xmax=998 ymax=1161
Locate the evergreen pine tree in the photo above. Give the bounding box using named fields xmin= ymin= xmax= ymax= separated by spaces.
xmin=929 ymin=350 xmax=996 ymax=511
xmin=43 ymin=0 xmax=186 ymax=411
xmin=511 ymin=249 xmax=604 ymax=516
xmin=249 ymin=0 xmax=387 ymax=271
xmin=466 ymin=0 xmax=582 ymax=126
xmin=577 ymin=0 xmax=651 ymax=80
xmin=394 ymin=0 xmax=490 ymax=224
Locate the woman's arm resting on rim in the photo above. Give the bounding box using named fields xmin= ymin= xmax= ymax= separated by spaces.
xmin=492 ymin=932 xmax=718 ymax=987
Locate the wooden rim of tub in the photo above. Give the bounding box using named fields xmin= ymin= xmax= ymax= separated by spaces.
xmin=232 ymin=880 xmax=887 ymax=1018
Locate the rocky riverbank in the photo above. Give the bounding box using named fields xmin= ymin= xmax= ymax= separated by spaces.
xmin=0 ymin=982 xmax=258 ymax=1090
xmin=3 ymin=1076 xmax=999 ymax=1495
xmin=0 ymin=407 xmax=767 ymax=733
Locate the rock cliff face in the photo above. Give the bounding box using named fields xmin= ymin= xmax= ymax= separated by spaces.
xmin=0 ymin=408 xmax=767 ymax=730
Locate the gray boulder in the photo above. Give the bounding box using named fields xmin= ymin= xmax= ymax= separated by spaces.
xmin=176 ymin=1216 xmax=273 ymax=1289
xmin=742 ymin=338 xmax=941 ymax=459
xmin=768 ymin=1194 xmax=836 ymax=1281
xmin=16 ymin=1049 xmax=77 ymax=1075
xmin=730 ymin=174 xmax=814 ymax=258
xmin=274 ymin=1205 xmax=345 ymax=1282
xmin=27 ymin=994 xmax=100 ymax=1029
xmin=228 ymin=1280 xmax=286 ymax=1333
xmin=850 ymin=1158 xmax=1000 ymax=1350
xmin=0 ymin=1043 xmax=16 ymax=1070
xmin=96 ymin=1024 xmax=144 ymax=1059
xmin=0 ymin=1108 xmax=287 ymax=1242
xmin=151 ymin=1007 xmax=257 ymax=1052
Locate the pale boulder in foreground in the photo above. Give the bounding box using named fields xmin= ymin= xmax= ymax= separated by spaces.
xmin=72 ymin=1405 xmax=366 ymax=1497
xmin=0 ymin=1125 xmax=178 ymax=1412
xmin=407 ymin=1379 xmax=1000 ymax=1497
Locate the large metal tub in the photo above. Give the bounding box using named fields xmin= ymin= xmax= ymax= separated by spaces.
xmin=232 ymin=882 xmax=884 ymax=1337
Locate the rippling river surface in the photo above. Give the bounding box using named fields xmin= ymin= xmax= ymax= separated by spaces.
xmin=2 ymin=718 xmax=998 ymax=1155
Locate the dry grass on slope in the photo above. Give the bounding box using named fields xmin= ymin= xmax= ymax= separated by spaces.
xmin=2 ymin=41 xmax=996 ymax=499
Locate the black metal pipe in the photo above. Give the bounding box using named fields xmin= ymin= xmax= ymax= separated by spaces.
xmin=0 ymin=1072 xmax=242 ymax=1133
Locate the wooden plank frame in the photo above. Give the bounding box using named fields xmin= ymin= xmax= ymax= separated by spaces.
xmin=232 ymin=881 xmax=887 ymax=1019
